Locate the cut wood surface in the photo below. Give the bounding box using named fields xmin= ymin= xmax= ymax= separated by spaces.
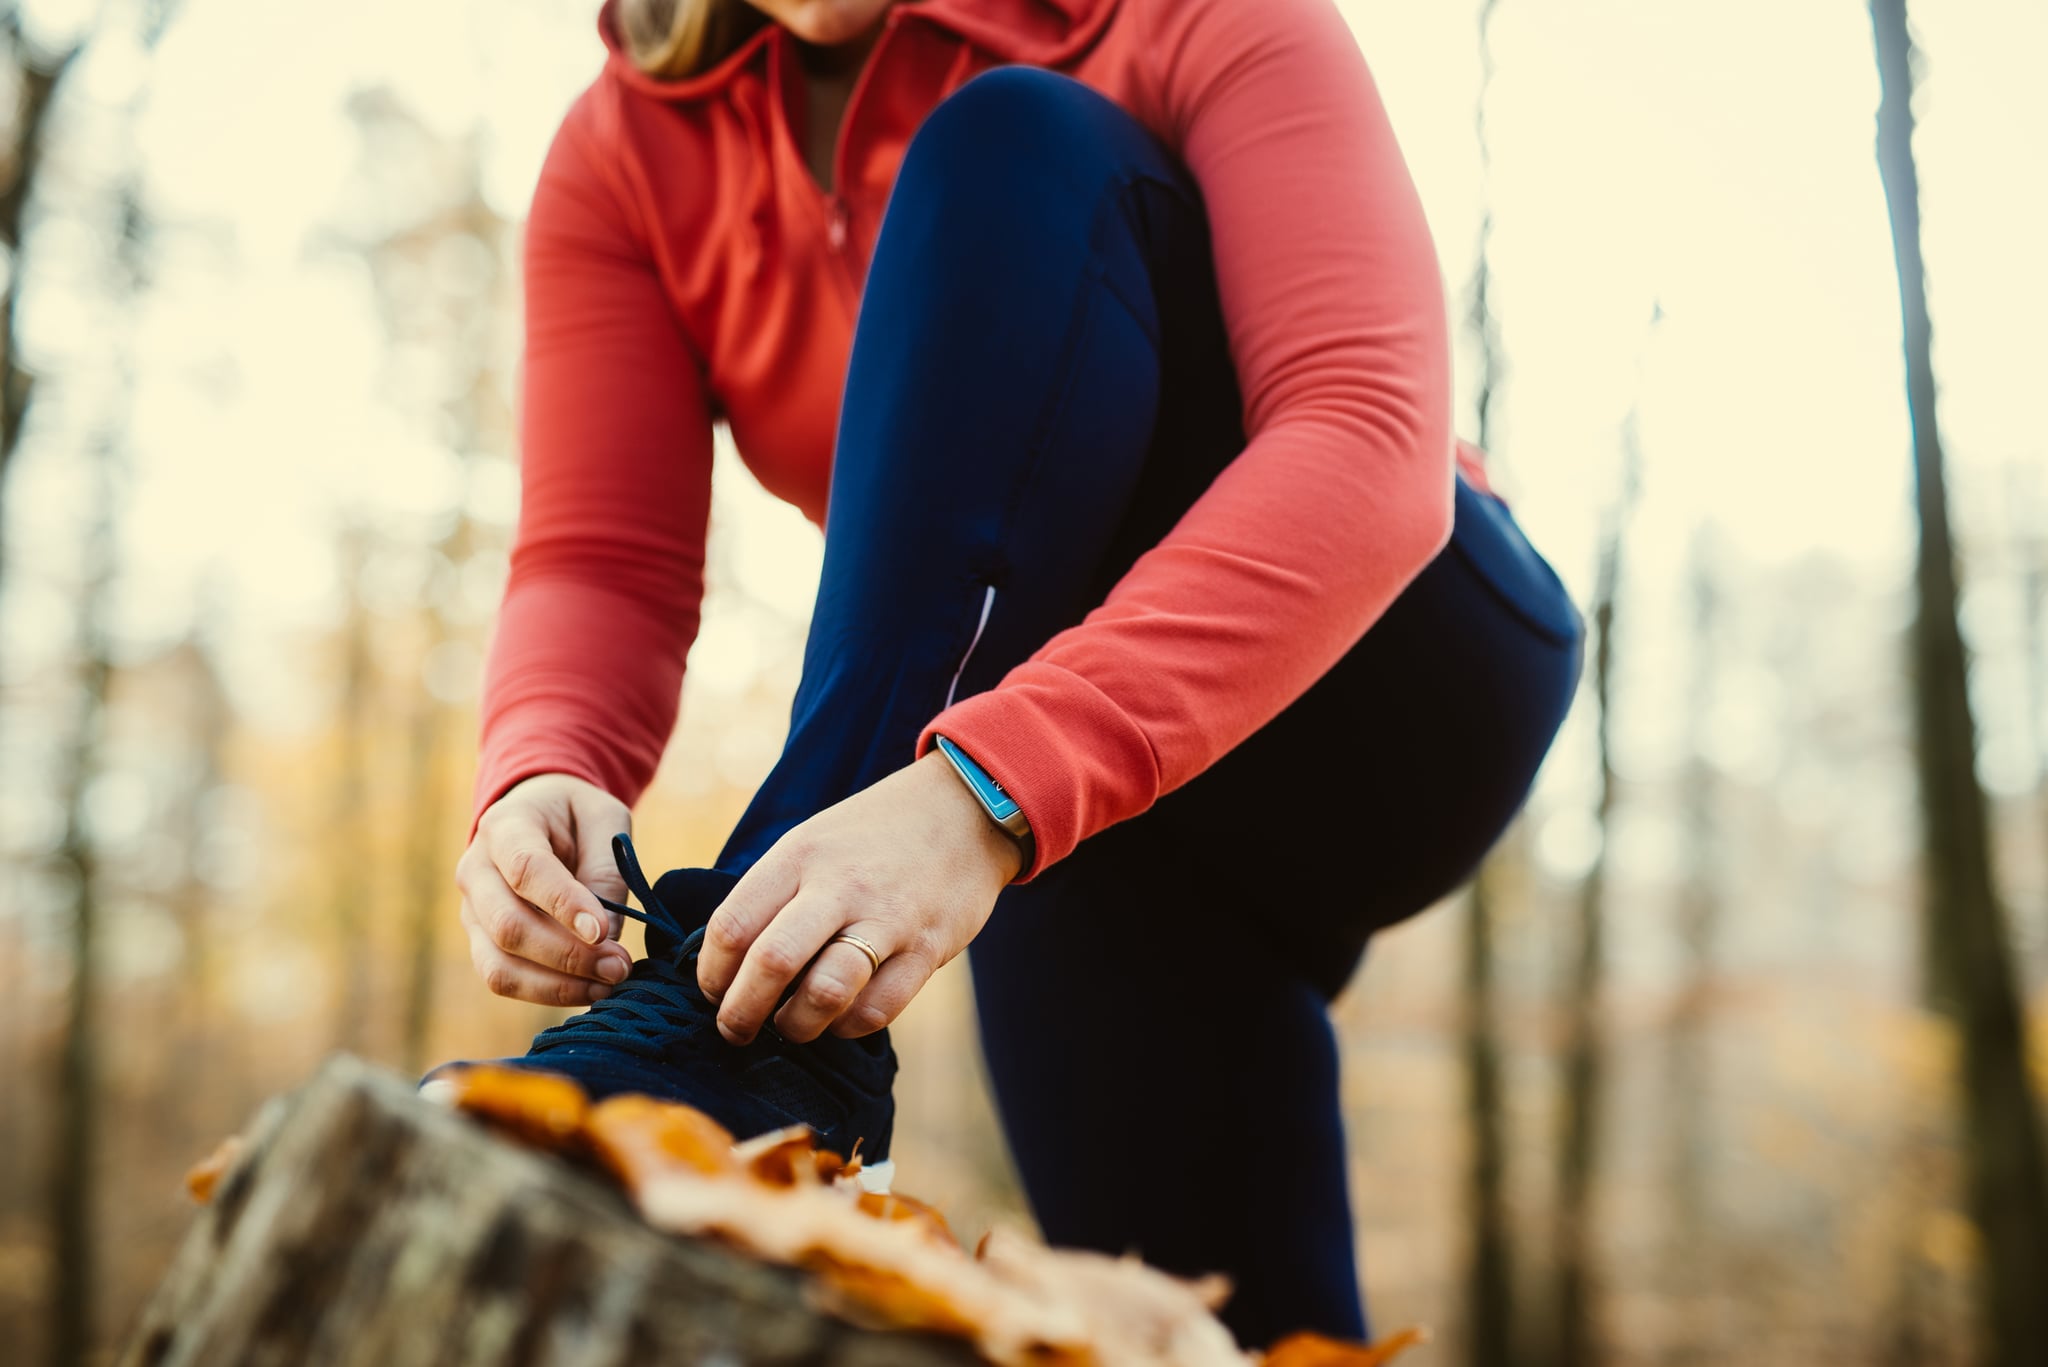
xmin=119 ymin=1053 xmax=982 ymax=1367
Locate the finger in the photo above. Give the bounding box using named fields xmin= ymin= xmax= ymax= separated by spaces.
xmin=488 ymin=811 xmax=612 ymax=945
xmin=772 ymin=936 xmax=881 ymax=1044
xmin=569 ymin=800 xmax=630 ymax=941
xmin=698 ymin=849 xmax=801 ymax=1005
xmin=464 ymin=922 xmax=616 ymax=1008
xmin=469 ymin=865 xmax=633 ymax=987
xmin=715 ymin=888 xmax=845 ymax=1046
xmin=830 ymin=951 xmax=930 ymax=1038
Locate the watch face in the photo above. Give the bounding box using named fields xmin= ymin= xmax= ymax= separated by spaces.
xmin=983 ymin=783 xmax=1020 ymax=822
xmin=937 ymin=735 xmax=1020 ymax=822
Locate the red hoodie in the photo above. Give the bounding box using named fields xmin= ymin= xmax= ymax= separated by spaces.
xmin=477 ymin=0 xmax=1482 ymax=873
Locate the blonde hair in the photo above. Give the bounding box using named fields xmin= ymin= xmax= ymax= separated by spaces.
xmin=617 ymin=0 xmax=768 ymax=79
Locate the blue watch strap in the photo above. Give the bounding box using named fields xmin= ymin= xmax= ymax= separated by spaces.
xmin=933 ymin=735 xmax=1034 ymax=874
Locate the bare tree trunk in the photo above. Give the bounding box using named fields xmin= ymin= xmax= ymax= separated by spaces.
xmin=162 ymin=621 xmax=232 ymax=1134
xmin=0 ymin=9 xmax=75 ymax=1274
xmin=1463 ymin=860 xmax=1516 ymax=1367
xmin=1664 ymin=531 xmax=1720 ymax=1362
xmin=1868 ymin=5 xmax=2048 ymax=1364
xmin=2016 ymin=469 xmax=2047 ymax=987
xmin=48 ymin=431 xmax=117 ymax=1367
xmin=330 ymin=525 xmax=377 ymax=1056
xmin=335 ymin=112 xmax=513 ymax=1073
xmin=1459 ymin=4 xmax=1517 ymax=1362
xmin=398 ymin=692 xmax=450 ymax=1074
xmin=0 ymin=11 xmax=81 ymax=603
xmin=1552 ymin=412 xmax=1636 ymax=1367
xmin=32 ymin=6 xmax=175 ymax=1351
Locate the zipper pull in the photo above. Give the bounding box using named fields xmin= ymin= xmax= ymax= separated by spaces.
xmin=825 ymin=194 xmax=849 ymax=251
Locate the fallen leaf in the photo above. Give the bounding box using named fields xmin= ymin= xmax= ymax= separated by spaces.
xmin=857 ymin=1190 xmax=956 ymax=1246
xmin=975 ymin=1227 xmax=1243 ymax=1367
xmin=584 ymin=1094 xmax=739 ymax=1189
xmin=425 ymin=1064 xmax=589 ymax=1151
xmin=814 ymin=1146 xmax=854 ymax=1184
xmin=734 ymin=1124 xmax=822 ymax=1186
xmin=1262 ymin=1328 xmax=1429 ymax=1366
xmin=636 ymin=1172 xmax=1096 ymax=1363
xmin=183 ymin=1134 xmax=245 ymax=1204
xmin=809 ymin=1253 xmax=987 ymax=1338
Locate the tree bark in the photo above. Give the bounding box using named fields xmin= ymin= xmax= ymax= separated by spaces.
xmin=329 ymin=524 xmax=377 ymax=1056
xmin=1664 ymin=532 xmax=1719 ymax=1364
xmin=49 ymin=435 xmax=116 ymax=1367
xmin=341 ymin=104 xmax=513 ymax=1074
xmin=1459 ymin=5 xmax=1518 ymax=1362
xmin=49 ymin=154 xmax=156 ymax=1367
xmin=120 ymin=1055 xmax=983 ymax=1367
xmin=0 ymin=12 xmax=81 ymax=603
xmin=1551 ymin=407 xmax=1635 ymax=1367
xmin=1867 ymin=4 xmax=2048 ymax=1364
xmin=1462 ymin=860 xmax=1515 ymax=1367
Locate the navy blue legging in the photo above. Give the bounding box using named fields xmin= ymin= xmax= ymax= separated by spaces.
xmin=717 ymin=68 xmax=1582 ymax=1346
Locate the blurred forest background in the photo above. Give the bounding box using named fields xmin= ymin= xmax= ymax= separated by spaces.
xmin=1 ymin=0 xmax=2044 ymax=1363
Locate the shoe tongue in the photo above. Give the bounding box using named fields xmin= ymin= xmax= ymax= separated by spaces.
xmin=646 ymin=919 xmax=707 ymax=970
xmin=640 ymin=867 xmax=742 ymax=961
xmin=607 ymin=835 xmax=741 ymax=960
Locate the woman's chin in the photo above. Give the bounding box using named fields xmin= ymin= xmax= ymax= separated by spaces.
xmin=770 ymin=0 xmax=891 ymax=49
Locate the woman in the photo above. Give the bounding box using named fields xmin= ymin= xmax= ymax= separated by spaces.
xmin=434 ymin=0 xmax=1583 ymax=1345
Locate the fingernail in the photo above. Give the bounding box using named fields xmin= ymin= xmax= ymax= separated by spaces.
xmin=574 ymin=912 xmax=603 ymax=943
xmin=596 ymin=953 xmax=628 ymax=984
xmin=717 ymin=1019 xmax=742 ymax=1045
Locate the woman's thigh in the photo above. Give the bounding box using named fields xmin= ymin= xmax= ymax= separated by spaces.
xmin=970 ymin=814 xmax=1369 ymax=1346
xmin=966 ymin=480 xmax=1577 ymax=1343
xmin=1143 ymin=477 xmax=1584 ymax=996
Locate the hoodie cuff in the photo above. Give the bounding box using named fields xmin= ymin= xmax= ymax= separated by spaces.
xmin=468 ymin=743 xmax=632 ymax=846
xmin=916 ymin=662 xmax=1162 ymax=879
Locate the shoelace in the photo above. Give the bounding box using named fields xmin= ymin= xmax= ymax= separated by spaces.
xmin=529 ymin=833 xmax=721 ymax=1059
xmin=590 ymin=831 xmax=679 ymax=944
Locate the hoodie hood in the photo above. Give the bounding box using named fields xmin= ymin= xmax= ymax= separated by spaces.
xmin=594 ymin=0 xmax=1120 ymax=100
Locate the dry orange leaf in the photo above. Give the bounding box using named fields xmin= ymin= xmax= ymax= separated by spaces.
xmin=814 ymin=1145 xmax=857 ymax=1184
xmin=809 ymin=1253 xmax=987 ymax=1338
xmin=584 ymin=1093 xmax=740 ymax=1189
xmin=972 ymin=1227 xmax=1241 ymax=1367
xmin=1262 ymin=1328 xmax=1428 ymax=1366
xmin=857 ymin=1190 xmax=956 ymax=1246
xmin=424 ymin=1064 xmax=589 ymax=1151
xmin=734 ymin=1124 xmax=824 ymax=1187
xmin=183 ymin=1133 xmax=245 ymax=1204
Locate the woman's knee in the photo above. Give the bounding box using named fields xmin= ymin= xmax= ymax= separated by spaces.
xmin=918 ymin=67 xmax=1107 ymax=154
xmin=898 ymin=66 xmax=1169 ymax=208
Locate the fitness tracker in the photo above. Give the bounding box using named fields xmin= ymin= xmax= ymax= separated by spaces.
xmin=932 ymin=735 xmax=1035 ymax=877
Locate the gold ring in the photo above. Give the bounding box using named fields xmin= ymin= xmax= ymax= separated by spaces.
xmin=830 ymin=932 xmax=883 ymax=974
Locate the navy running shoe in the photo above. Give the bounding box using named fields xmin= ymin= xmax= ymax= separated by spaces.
xmin=421 ymin=833 xmax=897 ymax=1163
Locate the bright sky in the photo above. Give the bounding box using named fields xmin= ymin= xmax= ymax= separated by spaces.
xmin=4 ymin=0 xmax=2043 ymax=852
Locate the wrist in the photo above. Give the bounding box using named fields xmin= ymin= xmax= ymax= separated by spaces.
xmin=916 ymin=750 xmax=1026 ymax=884
xmin=928 ymin=736 xmax=1034 ymax=882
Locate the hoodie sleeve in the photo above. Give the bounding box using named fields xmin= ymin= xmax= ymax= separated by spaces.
xmin=470 ymin=86 xmax=715 ymax=836
xmin=919 ymin=0 xmax=1455 ymax=874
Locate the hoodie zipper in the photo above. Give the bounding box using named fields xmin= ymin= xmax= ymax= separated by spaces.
xmin=814 ymin=8 xmax=907 ymax=277
xmin=823 ymin=193 xmax=850 ymax=252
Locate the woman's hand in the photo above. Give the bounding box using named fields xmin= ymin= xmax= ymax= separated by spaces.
xmin=456 ymin=773 xmax=637 ymax=1006
xmin=697 ymin=751 xmax=1023 ymax=1044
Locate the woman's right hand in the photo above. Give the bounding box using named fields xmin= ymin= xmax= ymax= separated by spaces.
xmin=455 ymin=773 xmax=636 ymax=1006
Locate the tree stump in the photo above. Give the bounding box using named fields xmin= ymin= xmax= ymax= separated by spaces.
xmin=119 ymin=1053 xmax=984 ymax=1367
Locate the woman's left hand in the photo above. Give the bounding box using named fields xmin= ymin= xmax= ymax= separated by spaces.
xmin=696 ymin=750 xmax=1024 ymax=1044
